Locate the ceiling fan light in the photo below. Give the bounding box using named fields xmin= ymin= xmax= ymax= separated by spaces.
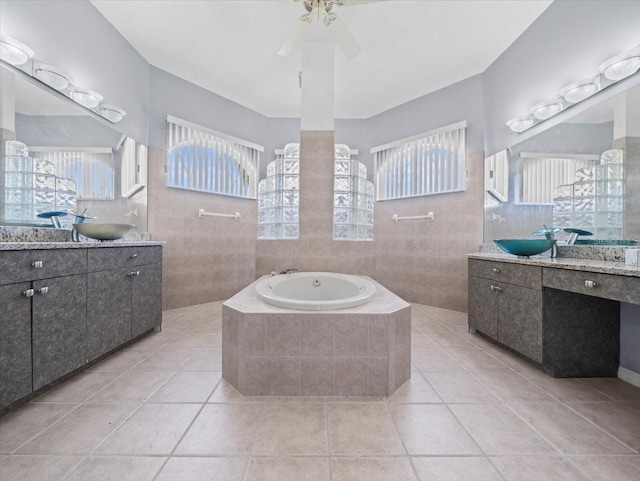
xmin=559 ymin=77 xmax=600 ymax=104
xmin=69 ymin=86 xmax=103 ymax=108
xmin=530 ymin=99 xmax=563 ymax=120
xmin=506 ymin=115 xmax=534 ymax=134
xmin=33 ymin=63 xmax=73 ymax=91
xmin=599 ymin=45 xmax=640 ymax=81
xmin=98 ymin=104 xmax=127 ymax=123
xmin=0 ymin=35 xmax=34 ymax=66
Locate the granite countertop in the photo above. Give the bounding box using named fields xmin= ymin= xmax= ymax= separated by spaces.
xmin=0 ymin=241 xmax=165 ymax=251
xmin=468 ymin=252 xmax=640 ymax=278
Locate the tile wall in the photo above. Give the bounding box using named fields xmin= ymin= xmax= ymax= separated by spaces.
xmin=616 ymin=137 xmax=640 ymax=240
xmin=255 ymin=131 xmax=376 ymax=277
xmin=147 ymin=147 xmax=257 ymax=310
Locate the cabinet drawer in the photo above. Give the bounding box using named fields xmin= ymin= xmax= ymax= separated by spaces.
xmin=543 ymin=268 xmax=640 ymax=304
xmin=88 ymin=246 xmax=162 ymax=272
xmin=0 ymin=249 xmax=87 ymax=286
xmin=468 ymin=259 xmax=542 ymax=289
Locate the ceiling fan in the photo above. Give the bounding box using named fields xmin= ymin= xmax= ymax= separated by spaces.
xmin=278 ymin=0 xmax=384 ymax=59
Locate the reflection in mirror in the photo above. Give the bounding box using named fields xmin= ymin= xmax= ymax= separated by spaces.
xmin=485 ymin=84 xmax=640 ymax=245
xmin=0 ymin=64 xmax=148 ymax=231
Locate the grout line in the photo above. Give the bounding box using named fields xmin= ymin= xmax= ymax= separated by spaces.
xmin=384 ymin=397 xmax=421 ymax=481
xmin=325 ymin=403 xmax=333 ymax=481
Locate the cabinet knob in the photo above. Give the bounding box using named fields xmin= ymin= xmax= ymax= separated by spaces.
xmin=128 ymin=271 xmax=140 ymax=277
xmin=492 ymin=268 xmax=500 ymax=273
xmin=584 ymin=280 xmax=597 ymax=289
xmin=490 ymin=285 xmax=502 ymax=292
xmin=130 ymin=253 xmax=138 ymax=259
xmin=22 ymin=289 xmax=34 ymax=298
xmin=37 ymin=287 xmax=49 ymax=295
xmin=32 ymin=260 xmax=43 ymax=269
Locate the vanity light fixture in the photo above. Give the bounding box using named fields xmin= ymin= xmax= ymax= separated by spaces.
xmin=559 ymin=77 xmax=600 ymax=104
xmin=98 ymin=104 xmax=127 ymax=123
xmin=33 ymin=63 xmax=73 ymax=91
xmin=506 ymin=115 xmax=534 ymax=134
xmin=530 ymin=98 xmax=563 ymax=120
xmin=69 ymin=86 xmax=103 ymax=109
xmin=599 ymin=44 xmax=640 ymax=81
xmin=0 ymin=35 xmax=34 ymax=66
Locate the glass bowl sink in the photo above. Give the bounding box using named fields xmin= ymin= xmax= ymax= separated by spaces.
xmin=494 ymin=239 xmax=556 ymax=257
xmin=73 ymin=223 xmax=135 ymax=241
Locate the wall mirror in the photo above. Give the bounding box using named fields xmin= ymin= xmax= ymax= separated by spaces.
xmin=0 ymin=64 xmax=148 ymax=231
xmin=484 ymin=84 xmax=640 ymax=245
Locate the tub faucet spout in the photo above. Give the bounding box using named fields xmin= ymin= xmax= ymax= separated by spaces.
xmin=279 ymin=268 xmax=298 ymax=275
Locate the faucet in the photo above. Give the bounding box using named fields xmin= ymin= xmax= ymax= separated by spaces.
xmin=533 ymin=225 xmax=559 ymax=258
xmin=279 ymin=268 xmax=299 ymax=275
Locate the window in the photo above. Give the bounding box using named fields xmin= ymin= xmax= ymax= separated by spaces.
xmin=372 ymin=121 xmax=467 ymax=201
xmin=333 ymin=144 xmax=374 ymax=240
xmin=166 ymin=116 xmax=262 ymax=199
xmin=257 ymin=144 xmax=299 ymax=239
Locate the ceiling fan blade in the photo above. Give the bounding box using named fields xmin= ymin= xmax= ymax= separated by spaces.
xmin=325 ymin=16 xmax=361 ymax=59
xmin=278 ymin=19 xmax=311 ymax=57
xmin=339 ymin=0 xmax=389 ymax=6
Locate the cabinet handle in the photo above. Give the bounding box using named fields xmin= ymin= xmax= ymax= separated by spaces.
xmin=37 ymin=287 xmax=49 ymax=295
xmin=22 ymin=289 xmax=34 ymax=298
xmin=32 ymin=260 xmax=43 ymax=269
xmin=128 ymin=271 xmax=140 ymax=277
xmin=490 ymin=285 xmax=502 ymax=292
xmin=130 ymin=253 xmax=138 ymax=259
xmin=584 ymin=280 xmax=597 ymax=289
xmin=492 ymin=268 xmax=500 ymax=273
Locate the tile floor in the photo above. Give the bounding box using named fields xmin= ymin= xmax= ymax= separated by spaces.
xmin=1 ymin=302 xmax=639 ymax=481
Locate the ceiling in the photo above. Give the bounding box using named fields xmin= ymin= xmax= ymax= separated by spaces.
xmin=91 ymin=0 xmax=552 ymax=119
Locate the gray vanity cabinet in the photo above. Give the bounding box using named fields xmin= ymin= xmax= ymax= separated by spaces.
xmin=87 ymin=267 xmax=133 ymax=360
xmin=0 ymin=283 xmax=33 ymax=407
xmin=131 ymin=263 xmax=162 ymax=337
xmin=32 ymin=274 xmax=88 ymax=390
xmin=468 ymin=276 xmax=498 ymax=338
xmin=496 ymin=283 xmax=543 ymax=363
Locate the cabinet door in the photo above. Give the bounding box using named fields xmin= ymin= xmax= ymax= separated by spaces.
xmin=0 ymin=283 xmax=33 ymax=408
xmin=497 ymin=284 xmax=543 ymax=363
xmin=87 ymin=267 xmax=132 ymax=361
xmin=131 ymin=263 xmax=162 ymax=337
xmin=468 ymin=276 xmax=498 ymax=339
xmin=32 ymin=274 xmax=87 ymax=390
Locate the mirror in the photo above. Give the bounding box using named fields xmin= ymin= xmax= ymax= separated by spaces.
xmin=0 ymin=64 xmax=148 ymax=231
xmin=484 ymin=84 xmax=640 ymax=245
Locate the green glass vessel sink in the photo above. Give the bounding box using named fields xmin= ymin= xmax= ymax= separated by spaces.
xmin=494 ymin=239 xmax=556 ymax=257
xmin=73 ymin=223 xmax=135 ymax=241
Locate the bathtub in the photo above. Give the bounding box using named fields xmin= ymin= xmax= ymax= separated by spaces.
xmin=255 ymin=271 xmax=377 ymax=310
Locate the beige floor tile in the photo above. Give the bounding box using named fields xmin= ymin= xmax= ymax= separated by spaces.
xmin=132 ymin=346 xmax=196 ymax=371
xmin=175 ymin=403 xmax=264 ymax=455
xmin=149 ymin=371 xmax=220 ymax=402
xmin=449 ymin=404 xmax=556 ymax=455
xmin=96 ymin=403 xmax=201 ymax=455
xmin=388 ymin=373 xmax=442 ymax=403
xmin=89 ymin=349 xmax=154 ymax=372
xmin=127 ymin=332 xmax=174 ymax=352
xmin=155 ymin=457 xmax=246 ymax=481
xmin=63 ymin=456 xmax=165 ymax=481
xmin=568 ymin=402 xmax=640 ymax=451
xmin=471 ymin=371 xmax=555 ymax=403
xmin=390 ymin=404 xmax=481 ymax=455
xmin=508 ymin=402 xmax=632 ymax=454
xmin=519 ymin=371 xmax=613 ymax=402
xmin=490 ymin=456 xmax=591 ymax=481
xmin=0 ymin=403 xmax=78 ymax=453
xmin=472 ymin=344 xmax=538 ymax=373
xmin=16 ymin=403 xmax=138 ymax=454
xmin=424 ymin=372 xmax=501 ymax=404
xmin=181 ymin=349 xmax=222 ymax=370
xmin=245 ymin=457 xmax=330 ymax=481
xmin=169 ymin=333 xmax=222 ymax=349
xmin=34 ymin=371 xmax=122 ymax=402
xmin=411 ymin=334 xmax=437 ymax=349
xmin=331 ymin=457 xmax=417 ymax=481
xmin=253 ymin=404 xmax=328 ymax=455
xmin=446 ymin=347 xmax=511 ymax=371
xmin=570 ymin=455 xmax=640 ymax=481
xmin=208 ymin=379 xmax=264 ymax=403
xmin=0 ymin=455 xmax=82 ymax=481
xmin=411 ymin=456 xmax=503 ymax=481
xmin=411 ymin=346 xmax=464 ymax=372
xmin=578 ymin=378 xmax=640 ymax=401
xmin=328 ymin=404 xmax=404 ymax=455
xmin=88 ymin=370 xmax=174 ymax=402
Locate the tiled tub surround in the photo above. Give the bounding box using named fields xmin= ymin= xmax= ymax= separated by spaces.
xmin=222 ymin=277 xmax=411 ymax=396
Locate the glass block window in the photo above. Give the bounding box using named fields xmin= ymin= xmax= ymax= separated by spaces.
xmin=372 ymin=121 xmax=467 ymax=200
xmin=257 ymin=143 xmax=299 ymax=239
xmin=334 ymin=144 xmax=374 ymax=241
xmin=166 ymin=116 xmax=262 ymax=199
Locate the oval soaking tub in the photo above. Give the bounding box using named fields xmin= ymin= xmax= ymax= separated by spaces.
xmin=255 ymin=272 xmax=377 ymax=310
